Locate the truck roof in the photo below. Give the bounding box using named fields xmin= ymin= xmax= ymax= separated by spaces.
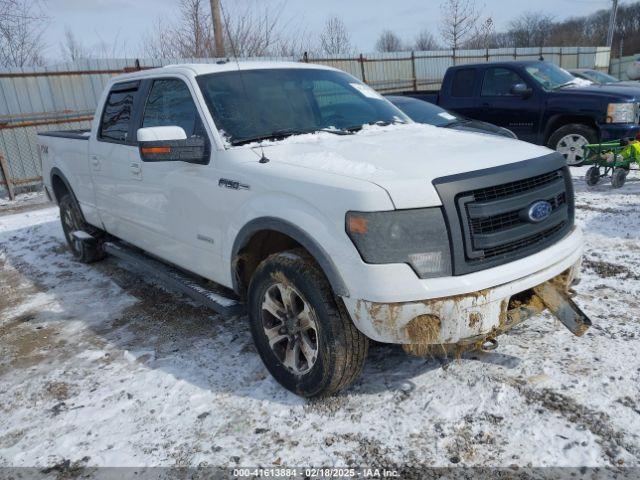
xmin=110 ymin=61 xmax=338 ymax=82
xmin=447 ymin=60 xmax=545 ymax=70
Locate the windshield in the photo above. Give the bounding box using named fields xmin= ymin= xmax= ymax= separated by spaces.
xmin=197 ymin=68 xmax=410 ymax=145
xmin=525 ymin=63 xmax=575 ymax=90
xmin=581 ymin=70 xmax=619 ymax=84
xmin=387 ymin=96 xmax=462 ymax=126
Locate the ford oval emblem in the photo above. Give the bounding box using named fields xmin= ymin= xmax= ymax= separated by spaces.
xmin=528 ymin=200 xmax=552 ymax=223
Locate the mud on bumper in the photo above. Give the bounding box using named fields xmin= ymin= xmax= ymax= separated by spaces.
xmin=342 ymin=259 xmax=586 ymax=353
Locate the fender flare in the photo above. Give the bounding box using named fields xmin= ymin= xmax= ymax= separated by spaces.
xmin=231 ymin=217 xmax=350 ymax=297
xmin=50 ymin=167 xmax=86 ymax=221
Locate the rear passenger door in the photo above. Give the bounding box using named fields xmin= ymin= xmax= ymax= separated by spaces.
xmin=477 ymin=67 xmax=541 ymax=142
xmin=441 ymin=68 xmax=480 ymax=118
xmin=91 ymin=80 xmax=145 ymax=242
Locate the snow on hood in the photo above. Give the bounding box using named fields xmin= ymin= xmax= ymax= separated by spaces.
xmin=245 ymin=123 xmax=552 ymax=208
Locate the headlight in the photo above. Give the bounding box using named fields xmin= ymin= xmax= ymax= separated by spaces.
xmin=606 ymin=102 xmax=638 ymax=123
xmin=346 ymin=208 xmax=452 ymax=278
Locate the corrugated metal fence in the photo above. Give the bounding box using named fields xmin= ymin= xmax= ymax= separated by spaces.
xmin=0 ymin=46 xmax=611 ymax=199
xmin=609 ymin=53 xmax=637 ymax=80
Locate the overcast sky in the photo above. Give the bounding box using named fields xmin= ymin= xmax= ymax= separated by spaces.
xmin=42 ymin=0 xmax=617 ymax=59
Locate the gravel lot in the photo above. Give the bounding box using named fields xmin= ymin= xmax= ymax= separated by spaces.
xmin=1 ymin=169 xmax=639 ymax=471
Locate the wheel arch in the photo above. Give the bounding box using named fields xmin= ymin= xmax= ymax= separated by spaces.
xmin=231 ymin=217 xmax=349 ymax=299
xmin=544 ymin=115 xmax=599 ymax=145
xmin=50 ymin=167 xmax=87 ymax=222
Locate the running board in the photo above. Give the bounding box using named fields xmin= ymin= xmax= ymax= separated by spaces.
xmin=103 ymin=241 xmax=245 ymax=317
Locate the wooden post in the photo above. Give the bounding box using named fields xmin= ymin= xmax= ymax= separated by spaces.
xmin=359 ymin=53 xmax=367 ymax=83
xmin=411 ymin=51 xmax=417 ymax=91
xmin=0 ymin=154 xmax=15 ymax=201
xmin=210 ymin=0 xmax=225 ymax=57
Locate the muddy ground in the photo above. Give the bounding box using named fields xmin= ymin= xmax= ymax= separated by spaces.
xmin=0 ymin=169 xmax=639 ymax=472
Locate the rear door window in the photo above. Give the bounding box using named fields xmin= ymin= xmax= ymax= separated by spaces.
xmin=99 ymin=82 xmax=138 ymax=143
xmin=451 ymin=69 xmax=476 ymax=97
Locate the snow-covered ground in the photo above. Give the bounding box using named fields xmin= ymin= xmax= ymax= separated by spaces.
xmin=0 ymin=170 xmax=639 ymax=471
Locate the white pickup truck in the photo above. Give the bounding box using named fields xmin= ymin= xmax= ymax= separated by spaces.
xmin=38 ymin=62 xmax=590 ymax=397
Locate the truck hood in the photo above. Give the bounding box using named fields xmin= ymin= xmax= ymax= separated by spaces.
xmin=249 ymin=123 xmax=553 ymax=208
xmin=553 ymin=83 xmax=640 ymax=100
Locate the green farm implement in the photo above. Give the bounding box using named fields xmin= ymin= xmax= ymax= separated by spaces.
xmin=581 ymin=140 xmax=639 ymax=188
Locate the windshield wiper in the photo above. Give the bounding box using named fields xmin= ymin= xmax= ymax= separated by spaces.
xmin=230 ymin=127 xmax=353 ymax=146
xmin=551 ymin=81 xmax=574 ymax=90
xmin=342 ymin=119 xmax=407 ymax=132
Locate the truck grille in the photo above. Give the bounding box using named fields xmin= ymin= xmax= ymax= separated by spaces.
xmin=433 ymin=154 xmax=574 ymax=275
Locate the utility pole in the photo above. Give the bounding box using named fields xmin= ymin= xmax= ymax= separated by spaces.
xmin=210 ymin=0 xmax=225 ymax=57
xmin=606 ymin=0 xmax=619 ymax=49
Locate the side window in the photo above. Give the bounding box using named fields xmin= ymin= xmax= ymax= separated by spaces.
xmin=481 ymin=68 xmax=524 ymax=96
xmin=142 ymin=79 xmax=205 ymax=137
xmin=451 ymin=69 xmax=476 ymax=97
xmin=99 ymin=83 xmax=138 ymax=143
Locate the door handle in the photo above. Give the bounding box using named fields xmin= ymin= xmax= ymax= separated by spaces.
xmin=129 ymin=163 xmax=141 ymax=173
xmin=90 ymin=155 xmax=100 ymax=171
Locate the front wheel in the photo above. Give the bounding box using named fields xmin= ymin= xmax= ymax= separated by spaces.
xmin=611 ymin=167 xmax=628 ymax=188
xmin=585 ymin=166 xmax=601 ymax=186
xmin=548 ymin=124 xmax=597 ymax=167
xmin=247 ymin=249 xmax=368 ymax=397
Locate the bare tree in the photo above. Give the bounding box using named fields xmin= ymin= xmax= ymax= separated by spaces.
xmin=508 ymin=11 xmax=555 ymax=48
xmin=375 ymin=30 xmax=404 ymax=52
xmin=0 ymin=0 xmax=48 ymax=67
xmin=414 ymin=29 xmax=439 ymax=51
xmin=319 ymin=16 xmax=353 ymax=55
xmin=143 ymin=0 xmax=316 ymax=59
xmin=142 ymin=18 xmax=181 ymax=59
xmin=175 ymin=0 xmax=213 ymax=57
xmin=60 ymin=27 xmax=87 ymax=62
xmin=439 ymin=0 xmax=478 ymax=49
xmin=465 ymin=16 xmax=495 ymax=49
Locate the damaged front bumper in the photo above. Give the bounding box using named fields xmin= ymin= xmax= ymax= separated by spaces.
xmin=342 ymin=255 xmax=590 ymax=353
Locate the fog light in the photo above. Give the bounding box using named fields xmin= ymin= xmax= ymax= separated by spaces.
xmin=409 ymin=252 xmax=445 ymax=274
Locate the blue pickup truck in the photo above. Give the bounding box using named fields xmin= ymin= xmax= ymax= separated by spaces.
xmin=404 ymin=61 xmax=640 ymax=166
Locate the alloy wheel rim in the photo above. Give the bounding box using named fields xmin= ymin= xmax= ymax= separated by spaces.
xmin=63 ymin=207 xmax=81 ymax=253
xmin=261 ymin=282 xmax=319 ymax=375
xmin=556 ymin=134 xmax=588 ymax=165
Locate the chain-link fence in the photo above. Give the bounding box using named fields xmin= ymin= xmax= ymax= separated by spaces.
xmin=0 ymin=46 xmax=611 ymax=200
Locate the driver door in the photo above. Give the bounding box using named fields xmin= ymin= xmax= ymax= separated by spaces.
xmin=126 ymin=77 xmax=221 ymax=279
xmin=476 ymin=67 xmax=541 ymax=142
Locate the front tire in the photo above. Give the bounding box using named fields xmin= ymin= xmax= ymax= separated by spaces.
xmin=247 ymin=249 xmax=368 ymax=397
xmin=59 ymin=194 xmax=104 ymax=263
xmin=548 ymin=124 xmax=597 ymax=167
xmin=585 ymin=166 xmax=601 ymax=186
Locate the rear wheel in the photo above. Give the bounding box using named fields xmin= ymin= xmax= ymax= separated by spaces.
xmin=548 ymin=124 xmax=597 ymax=167
xmin=247 ymin=249 xmax=368 ymax=397
xmin=59 ymin=194 xmax=104 ymax=263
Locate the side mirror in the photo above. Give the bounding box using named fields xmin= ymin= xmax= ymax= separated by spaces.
xmin=510 ymin=83 xmax=532 ymax=97
xmin=137 ymin=126 xmax=209 ymax=164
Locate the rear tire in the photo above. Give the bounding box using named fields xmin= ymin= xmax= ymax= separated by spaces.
xmin=247 ymin=249 xmax=368 ymax=397
xmin=59 ymin=194 xmax=104 ymax=263
xmin=585 ymin=166 xmax=600 ymax=186
xmin=548 ymin=124 xmax=597 ymax=167
xmin=611 ymin=167 xmax=628 ymax=188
